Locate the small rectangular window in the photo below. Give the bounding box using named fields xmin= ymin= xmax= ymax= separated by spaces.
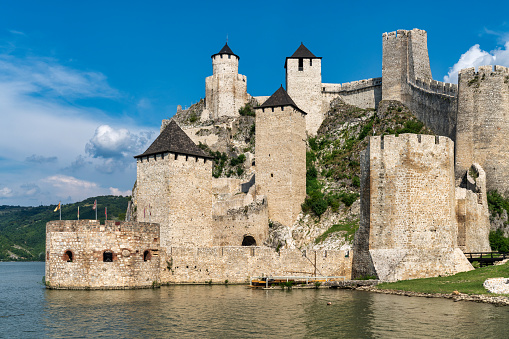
xmin=298 ymin=58 xmax=303 ymax=71
xmin=310 ymin=59 xmax=312 ymax=66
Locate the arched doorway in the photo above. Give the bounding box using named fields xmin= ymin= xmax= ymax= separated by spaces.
xmin=242 ymin=235 xmax=257 ymax=246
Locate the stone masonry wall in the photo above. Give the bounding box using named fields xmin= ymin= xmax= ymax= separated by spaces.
xmin=455 ymin=163 xmax=491 ymax=253
xmin=382 ymin=29 xmax=457 ymax=139
xmin=322 ymin=78 xmax=382 ymax=110
xmin=455 ymin=65 xmax=509 ymax=195
xmin=161 ymin=246 xmax=351 ymax=284
xmin=352 ymin=134 xmax=473 ymax=281
xmin=205 ymin=54 xmax=248 ymax=119
xmin=136 ymin=152 xmax=213 ymax=249
xmin=286 ymin=58 xmax=323 ymax=135
xmin=211 ymin=196 xmax=268 ymax=247
xmin=45 ymin=220 xmax=160 ymax=289
xmin=255 ymin=105 xmax=306 ymax=227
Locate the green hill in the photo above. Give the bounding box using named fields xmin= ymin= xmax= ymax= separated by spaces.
xmin=0 ymin=195 xmax=129 ymax=261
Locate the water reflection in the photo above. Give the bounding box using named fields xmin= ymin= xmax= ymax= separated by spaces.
xmin=4 ymin=263 xmax=509 ymax=338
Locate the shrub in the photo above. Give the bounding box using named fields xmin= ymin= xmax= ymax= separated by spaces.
xmin=239 ymin=104 xmax=255 ymax=116
xmin=189 ymin=112 xmax=198 ymax=123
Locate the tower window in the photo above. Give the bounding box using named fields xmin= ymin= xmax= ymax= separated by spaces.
xmin=310 ymin=59 xmax=312 ymax=66
xmin=228 ymin=55 xmax=231 ymax=59
xmin=103 ymin=251 xmax=113 ymax=262
xmin=298 ymin=58 xmax=303 ymax=71
xmin=144 ymin=250 xmax=152 ymax=261
xmin=63 ymin=250 xmax=73 ymax=262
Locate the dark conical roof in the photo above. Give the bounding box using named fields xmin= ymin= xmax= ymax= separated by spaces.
xmin=290 ymin=43 xmax=317 ymax=58
xmin=258 ymin=86 xmax=306 ymax=114
xmin=134 ymin=120 xmax=213 ymax=159
xmin=211 ymin=42 xmax=239 ymax=59
xmin=285 ymin=43 xmax=321 ymax=68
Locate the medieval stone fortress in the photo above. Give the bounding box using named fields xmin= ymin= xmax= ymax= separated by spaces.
xmin=46 ymin=27 xmax=507 ymax=289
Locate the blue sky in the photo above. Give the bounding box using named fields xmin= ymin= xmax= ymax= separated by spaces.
xmin=1 ymin=0 xmax=509 ymax=206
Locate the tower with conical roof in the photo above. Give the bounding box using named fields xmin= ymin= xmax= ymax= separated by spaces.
xmin=205 ymin=43 xmax=248 ymax=119
xmin=134 ymin=120 xmax=214 ymax=250
xmin=255 ymin=86 xmax=307 ymax=227
xmin=285 ymin=43 xmax=322 ymax=135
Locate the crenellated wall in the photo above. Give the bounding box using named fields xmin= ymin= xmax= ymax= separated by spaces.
xmin=45 ymin=220 xmax=160 ymax=289
xmin=352 ymin=134 xmax=473 ymax=281
xmin=161 ymin=246 xmax=352 ymax=284
xmin=456 ymin=65 xmax=509 ymax=195
xmin=322 ymin=77 xmax=382 ymax=110
xmin=381 ymin=29 xmax=457 ymax=139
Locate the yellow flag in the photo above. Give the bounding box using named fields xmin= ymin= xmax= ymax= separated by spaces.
xmin=54 ymin=202 xmax=60 ymax=212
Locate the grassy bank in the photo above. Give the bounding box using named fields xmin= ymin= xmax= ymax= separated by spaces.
xmin=377 ymin=262 xmax=509 ymax=295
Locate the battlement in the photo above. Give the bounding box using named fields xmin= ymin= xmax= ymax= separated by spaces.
xmin=322 ymin=77 xmax=382 ymax=94
xmin=412 ymin=78 xmax=458 ymax=97
xmin=370 ymin=133 xmax=453 ymax=153
xmin=382 ymin=28 xmax=426 ymax=40
xmin=46 ymin=219 xmax=159 ymax=234
xmin=458 ymin=65 xmax=509 ymax=80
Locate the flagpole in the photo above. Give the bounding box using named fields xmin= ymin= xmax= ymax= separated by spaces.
xmin=78 ymin=206 xmax=80 ymax=221
xmin=59 ymin=204 xmax=61 ymax=221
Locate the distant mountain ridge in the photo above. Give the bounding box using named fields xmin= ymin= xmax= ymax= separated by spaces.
xmin=0 ymin=195 xmax=129 ymax=261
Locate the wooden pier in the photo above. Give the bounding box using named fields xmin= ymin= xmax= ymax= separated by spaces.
xmin=464 ymin=252 xmax=509 ymax=267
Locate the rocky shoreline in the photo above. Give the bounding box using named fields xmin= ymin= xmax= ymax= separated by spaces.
xmin=355 ymin=285 xmax=509 ymax=306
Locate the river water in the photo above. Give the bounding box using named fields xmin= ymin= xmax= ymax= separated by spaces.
xmin=1 ymin=262 xmax=509 ymax=338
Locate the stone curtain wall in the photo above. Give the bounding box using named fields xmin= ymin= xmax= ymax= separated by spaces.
xmin=211 ymin=197 xmax=269 ymax=247
xmin=45 ymin=220 xmax=160 ymax=289
xmin=352 ymin=134 xmax=473 ymax=281
xmin=161 ymin=247 xmax=351 ymax=284
xmin=407 ymin=79 xmax=457 ymax=138
xmin=381 ymin=29 xmax=457 ymax=139
xmin=322 ymin=78 xmax=382 ymax=110
xmin=286 ymin=58 xmax=323 ymax=135
xmin=255 ymin=105 xmax=306 ymax=227
xmin=136 ymin=152 xmax=213 ymax=249
xmin=205 ymin=54 xmax=248 ymax=119
xmin=456 ymin=65 xmax=509 ymax=195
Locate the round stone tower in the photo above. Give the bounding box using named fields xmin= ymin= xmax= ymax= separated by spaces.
xmin=205 ymin=43 xmax=248 ymax=119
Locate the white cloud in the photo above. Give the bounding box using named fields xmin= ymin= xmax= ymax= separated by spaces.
xmin=444 ymin=42 xmax=509 ymax=83
xmin=85 ymin=125 xmax=154 ymax=169
xmin=0 ymin=187 xmax=13 ymax=198
xmin=109 ymin=187 xmax=131 ymax=196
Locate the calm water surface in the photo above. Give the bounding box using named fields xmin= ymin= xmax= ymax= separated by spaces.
xmin=1 ymin=262 xmax=509 ymax=338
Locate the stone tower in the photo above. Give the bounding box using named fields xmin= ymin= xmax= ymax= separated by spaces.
xmin=285 ymin=43 xmax=322 ymax=135
xmin=455 ymin=65 xmax=509 ymax=195
xmin=135 ymin=120 xmax=214 ymax=249
xmin=255 ymin=86 xmax=306 ymax=227
xmin=382 ymin=29 xmax=432 ymax=102
xmin=352 ymin=134 xmax=473 ymax=281
xmin=205 ymin=43 xmax=248 ymax=119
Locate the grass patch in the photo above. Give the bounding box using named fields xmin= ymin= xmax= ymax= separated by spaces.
xmin=377 ymin=263 xmax=509 ymax=295
xmin=315 ymin=219 xmax=359 ymax=244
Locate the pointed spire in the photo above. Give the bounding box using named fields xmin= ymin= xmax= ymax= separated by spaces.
xmin=211 ymin=42 xmax=239 ymax=59
xmin=285 ymin=43 xmax=321 ymax=68
xmin=135 ymin=120 xmax=213 ymax=159
xmin=290 ymin=43 xmax=317 ymax=58
xmin=258 ymin=86 xmax=306 ymax=114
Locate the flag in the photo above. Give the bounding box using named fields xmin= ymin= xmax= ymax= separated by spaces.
xmin=105 ymin=207 xmax=107 ymax=220
xmin=93 ymin=200 xmax=97 ymax=210
xmin=54 ymin=202 xmax=61 ymax=212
